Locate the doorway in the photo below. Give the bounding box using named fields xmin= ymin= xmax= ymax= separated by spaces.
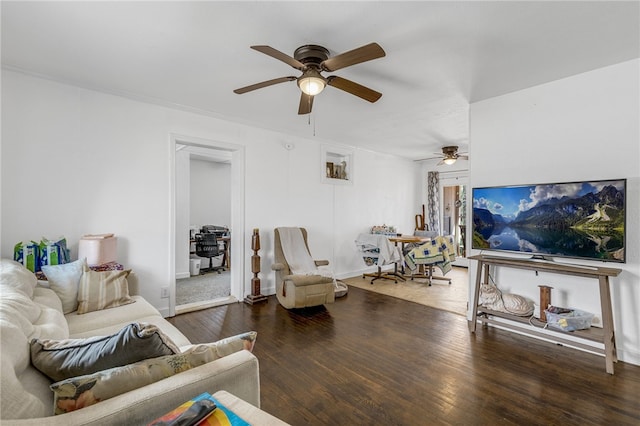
xmin=169 ymin=134 xmax=245 ymax=317
xmin=440 ymin=172 xmax=468 ymax=267
xmin=179 ymin=153 xmax=231 ymax=311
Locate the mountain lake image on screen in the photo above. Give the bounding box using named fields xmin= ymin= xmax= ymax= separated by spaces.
xmin=471 ymin=179 xmax=626 ymax=263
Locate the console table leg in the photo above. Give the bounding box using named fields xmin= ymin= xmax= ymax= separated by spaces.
xmin=599 ymin=276 xmax=616 ymax=374
xmin=468 ymin=261 xmax=485 ymax=332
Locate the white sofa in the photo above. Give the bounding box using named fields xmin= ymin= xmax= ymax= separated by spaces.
xmin=0 ymin=259 xmax=260 ymax=425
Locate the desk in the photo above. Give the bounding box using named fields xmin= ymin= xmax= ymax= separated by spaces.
xmin=219 ymin=236 xmax=230 ymax=269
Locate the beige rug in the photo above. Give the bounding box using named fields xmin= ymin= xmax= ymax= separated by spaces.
xmin=176 ymin=270 xmax=230 ymax=306
xmin=342 ymin=266 xmax=469 ymax=316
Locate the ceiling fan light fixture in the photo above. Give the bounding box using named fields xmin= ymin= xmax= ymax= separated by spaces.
xmin=443 ymin=157 xmax=457 ymax=165
xmin=297 ymin=69 xmax=326 ymax=96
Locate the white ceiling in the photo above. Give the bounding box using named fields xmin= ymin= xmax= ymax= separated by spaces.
xmin=2 ymin=1 xmax=638 ymax=160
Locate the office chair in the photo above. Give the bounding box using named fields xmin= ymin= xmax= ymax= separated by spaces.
xmin=201 ymin=225 xmax=230 ymax=268
xmin=194 ymin=233 xmax=224 ymax=274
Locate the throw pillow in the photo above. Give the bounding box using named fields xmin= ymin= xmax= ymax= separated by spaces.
xmin=181 ymin=330 xmax=258 ymax=355
xmin=51 ymin=331 xmax=257 ymax=414
xmin=31 ymin=322 xmax=180 ymax=382
xmin=77 ymin=265 xmax=133 ymax=315
xmin=41 ymin=258 xmax=86 ymax=314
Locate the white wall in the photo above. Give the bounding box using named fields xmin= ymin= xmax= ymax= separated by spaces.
xmin=1 ymin=70 xmax=420 ymax=314
xmin=190 ymin=159 xmax=231 ymax=229
xmin=469 ymin=59 xmax=640 ymax=365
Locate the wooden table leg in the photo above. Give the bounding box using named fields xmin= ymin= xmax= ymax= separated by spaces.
xmin=469 ymin=261 xmax=485 ymax=332
xmin=599 ymin=276 xmax=616 ymax=374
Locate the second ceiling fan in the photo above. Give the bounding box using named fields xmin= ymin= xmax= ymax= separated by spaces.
xmin=233 ymin=42 xmax=385 ymax=115
xmin=437 ymin=146 xmax=468 ymax=165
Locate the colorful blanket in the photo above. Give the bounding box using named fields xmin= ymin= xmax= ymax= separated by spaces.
xmin=404 ymin=235 xmax=456 ymax=275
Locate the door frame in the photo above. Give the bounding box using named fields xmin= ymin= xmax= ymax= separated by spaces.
xmin=439 ymin=171 xmax=469 ymax=267
xmin=169 ymin=133 xmax=246 ymax=317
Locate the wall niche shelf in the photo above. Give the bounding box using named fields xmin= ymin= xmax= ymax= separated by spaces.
xmin=321 ymin=145 xmax=353 ymax=185
xmin=468 ymin=254 xmax=622 ymax=374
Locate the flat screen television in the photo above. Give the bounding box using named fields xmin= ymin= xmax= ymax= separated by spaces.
xmin=471 ymin=178 xmax=626 ymax=263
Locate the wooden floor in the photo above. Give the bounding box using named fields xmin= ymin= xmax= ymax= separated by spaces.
xmin=168 ymin=286 xmax=640 ymax=425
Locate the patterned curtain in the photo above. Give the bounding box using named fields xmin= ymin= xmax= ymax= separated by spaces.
xmin=427 ymin=171 xmax=440 ymax=233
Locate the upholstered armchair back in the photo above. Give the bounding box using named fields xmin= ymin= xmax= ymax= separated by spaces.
xmin=271 ymin=227 xmax=334 ymax=309
xmin=273 ymin=227 xmax=312 ymax=275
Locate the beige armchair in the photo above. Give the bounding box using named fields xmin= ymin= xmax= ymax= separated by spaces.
xmin=271 ymin=227 xmax=335 ymax=309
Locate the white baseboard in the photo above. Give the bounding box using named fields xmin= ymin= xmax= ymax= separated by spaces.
xmin=176 ymin=271 xmax=190 ymax=280
xmin=618 ymin=348 xmax=640 ymax=366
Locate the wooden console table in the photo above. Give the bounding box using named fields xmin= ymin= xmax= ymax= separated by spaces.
xmin=468 ymin=254 xmax=622 ymax=374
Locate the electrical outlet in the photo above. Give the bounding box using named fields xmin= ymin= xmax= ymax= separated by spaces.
xmin=160 ymin=287 xmax=170 ymax=298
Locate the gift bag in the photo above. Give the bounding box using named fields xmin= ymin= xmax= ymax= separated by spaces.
xmin=39 ymin=237 xmax=71 ymax=269
xmin=14 ymin=241 xmax=40 ymax=272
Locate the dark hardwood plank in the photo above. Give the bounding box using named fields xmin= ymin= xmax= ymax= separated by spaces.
xmin=168 ymin=287 xmax=640 ymax=425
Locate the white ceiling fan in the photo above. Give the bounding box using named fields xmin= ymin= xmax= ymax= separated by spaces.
xmin=416 ymin=146 xmax=469 ymax=165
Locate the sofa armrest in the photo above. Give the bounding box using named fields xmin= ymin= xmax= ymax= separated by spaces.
xmin=2 ymin=351 xmax=259 ymax=426
xmin=314 ymin=260 xmax=329 ymax=266
xmin=271 ymin=263 xmax=286 ymax=271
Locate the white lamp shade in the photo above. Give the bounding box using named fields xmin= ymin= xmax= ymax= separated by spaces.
xmin=443 ymin=157 xmax=457 ymax=165
xmin=298 ymin=76 xmax=325 ymax=95
xmin=297 ymin=69 xmax=326 ymax=96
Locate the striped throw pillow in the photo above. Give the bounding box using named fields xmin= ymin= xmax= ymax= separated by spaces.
xmin=77 ymin=265 xmax=133 ymax=314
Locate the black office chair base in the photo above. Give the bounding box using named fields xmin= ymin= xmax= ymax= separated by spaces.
xmin=200 ymin=268 xmax=223 ymax=275
xmin=200 ymin=258 xmax=225 ymax=274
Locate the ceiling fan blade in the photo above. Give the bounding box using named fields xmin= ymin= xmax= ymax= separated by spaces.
xmin=233 ymin=76 xmax=297 ymax=94
xmin=321 ymin=42 xmax=386 ymax=72
xmin=298 ymin=93 xmax=314 ymax=115
xmin=327 ymin=76 xmax=382 ymax=103
xmin=414 ymin=156 xmax=441 ymax=162
xmin=437 ymin=159 xmax=445 ymax=165
xmin=251 ymin=45 xmax=305 ymax=70
xmin=458 ymin=155 xmax=469 ymax=160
